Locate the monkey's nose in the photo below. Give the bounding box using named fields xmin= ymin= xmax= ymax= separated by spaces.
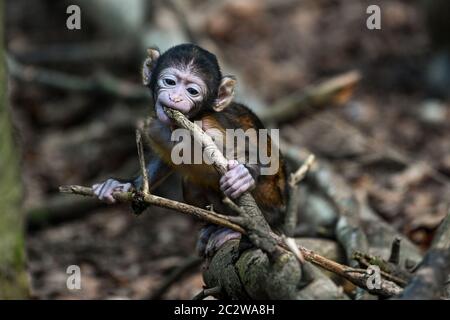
xmin=169 ymin=95 xmax=183 ymax=103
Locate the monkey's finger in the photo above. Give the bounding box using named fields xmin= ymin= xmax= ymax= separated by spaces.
xmin=230 ymin=181 xmax=252 ymax=199
xmin=224 ymin=163 xmax=245 ymax=179
xmin=98 ymin=180 xmax=112 ymax=199
xmin=99 ymin=180 xmax=118 ymax=201
xmin=100 ymin=184 xmax=117 ymax=204
xmin=221 ymin=169 xmax=248 ymax=189
xmin=221 ymin=174 xmax=241 ymax=190
xmin=104 ymin=193 xmax=116 ymax=204
xmin=118 ymin=183 xmax=132 ymax=192
xmin=219 ymin=175 xmax=227 ymax=186
xmin=223 ymin=175 xmax=253 ymax=196
xmin=231 ymin=174 xmax=253 ymax=190
xmin=94 ymin=182 xmax=112 ymax=198
xmin=220 ymin=167 xmax=246 ymax=188
xmin=221 ymin=166 xmax=248 ymax=189
xmin=229 ymin=177 xmax=253 ymax=198
xmin=223 ymin=163 xmax=245 ymax=179
xmin=219 ymin=174 xmax=229 ymax=185
xmin=92 ymin=183 xmax=103 ymax=196
xmin=227 ymin=159 xmax=239 ymax=170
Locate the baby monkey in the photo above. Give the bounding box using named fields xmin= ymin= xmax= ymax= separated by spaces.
xmin=93 ymin=44 xmax=287 ymax=256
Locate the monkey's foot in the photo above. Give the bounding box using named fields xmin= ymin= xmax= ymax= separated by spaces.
xmin=197 ymin=225 xmax=242 ymax=257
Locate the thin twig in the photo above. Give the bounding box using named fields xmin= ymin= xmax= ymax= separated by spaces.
xmin=388 ymin=237 xmax=402 ymax=265
xmin=289 ymin=154 xmax=316 ymax=187
xmin=163 ymin=107 xmax=228 ymax=174
xmin=222 ymin=197 xmax=245 ymax=216
xmin=136 ymin=130 xmax=149 ymax=194
xmin=353 ymin=251 xmax=410 ymax=286
xmin=283 ymin=236 xmax=305 ymax=264
xmin=59 ymin=185 xmax=245 ymax=234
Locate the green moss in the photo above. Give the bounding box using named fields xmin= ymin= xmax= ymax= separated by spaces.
xmin=0 ymin=1 xmax=30 ymax=299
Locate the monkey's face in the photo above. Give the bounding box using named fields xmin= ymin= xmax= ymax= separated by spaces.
xmin=155 ymin=67 xmax=208 ymax=124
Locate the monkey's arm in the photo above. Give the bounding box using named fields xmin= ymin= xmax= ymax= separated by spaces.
xmin=92 ymin=148 xmax=173 ymax=204
xmin=131 ymin=153 xmax=173 ymax=191
xmin=117 ymin=118 xmax=175 ymax=190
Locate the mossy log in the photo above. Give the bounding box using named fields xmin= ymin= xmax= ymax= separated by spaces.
xmin=0 ymin=1 xmax=29 ymax=299
xmin=203 ymin=239 xmax=348 ymax=300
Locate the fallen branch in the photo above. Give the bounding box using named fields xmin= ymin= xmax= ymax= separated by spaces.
xmin=389 ymin=237 xmax=402 ymax=265
xmin=259 ymin=70 xmax=361 ymax=124
xmin=59 ymin=185 xmax=245 ymax=234
xmin=9 ymin=41 xmax=136 ymax=64
xmin=352 ymin=251 xmax=410 ymax=287
xmin=397 ymin=210 xmax=450 ymax=299
xmin=7 ymin=54 xmax=149 ymax=100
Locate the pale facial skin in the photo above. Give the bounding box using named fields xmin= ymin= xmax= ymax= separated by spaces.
xmin=92 ymin=65 xmax=255 ymax=204
xmin=155 ymin=67 xmax=207 ymax=125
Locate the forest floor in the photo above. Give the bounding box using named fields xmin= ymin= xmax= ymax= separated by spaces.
xmin=5 ymin=0 xmax=450 ymax=299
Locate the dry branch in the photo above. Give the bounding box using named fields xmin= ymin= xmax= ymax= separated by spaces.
xmin=59 ymin=185 xmax=245 ymax=234
xmin=136 ymin=130 xmax=149 ymax=194
xmin=10 ymin=41 xmax=135 ymax=64
xmin=259 ymin=70 xmax=361 ymax=123
xmin=352 ymin=251 xmax=410 ymax=287
xmin=289 ymin=154 xmax=316 ymax=187
xmin=397 ymin=210 xmax=450 ymax=299
xmin=7 ymin=55 xmax=149 ymax=100
xmin=389 ymin=237 xmax=402 ymax=265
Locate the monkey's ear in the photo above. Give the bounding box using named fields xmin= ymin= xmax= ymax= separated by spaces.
xmin=142 ymin=48 xmax=161 ymax=86
xmin=214 ymin=76 xmax=236 ymax=111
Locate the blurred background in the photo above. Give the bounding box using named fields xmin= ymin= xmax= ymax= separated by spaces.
xmin=3 ymin=0 xmax=450 ymax=299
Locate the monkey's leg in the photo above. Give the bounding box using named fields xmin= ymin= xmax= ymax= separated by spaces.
xmin=182 ymin=180 xmax=241 ymax=257
xmin=197 ymin=225 xmax=242 ymax=257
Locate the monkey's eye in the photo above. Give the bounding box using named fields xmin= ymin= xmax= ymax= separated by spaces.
xmin=163 ymin=78 xmax=176 ymax=86
xmin=187 ymin=87 xmax=200 ymax=96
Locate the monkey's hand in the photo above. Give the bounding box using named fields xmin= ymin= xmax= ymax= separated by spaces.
xmin=92 ymin=179 xmax=132 ymax=204
xmin=219 ymin=160 xmax=256 ymax=199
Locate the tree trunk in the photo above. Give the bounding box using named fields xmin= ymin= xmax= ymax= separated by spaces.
xmin=0 ymin=1 xmax=29 ymax=299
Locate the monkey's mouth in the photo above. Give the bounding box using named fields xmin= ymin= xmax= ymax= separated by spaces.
xmin=160 ymin=103 xmax=172 ymax=113
xmin=160 ymin=103 xmax=188 ymax=117
xmin=156 ymin=102 xmax=176 ymax=125
xmin=160 ymin=104 xmax=176 ymax=118
xmin=156 ymin=101 xmax=190 ymax=126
